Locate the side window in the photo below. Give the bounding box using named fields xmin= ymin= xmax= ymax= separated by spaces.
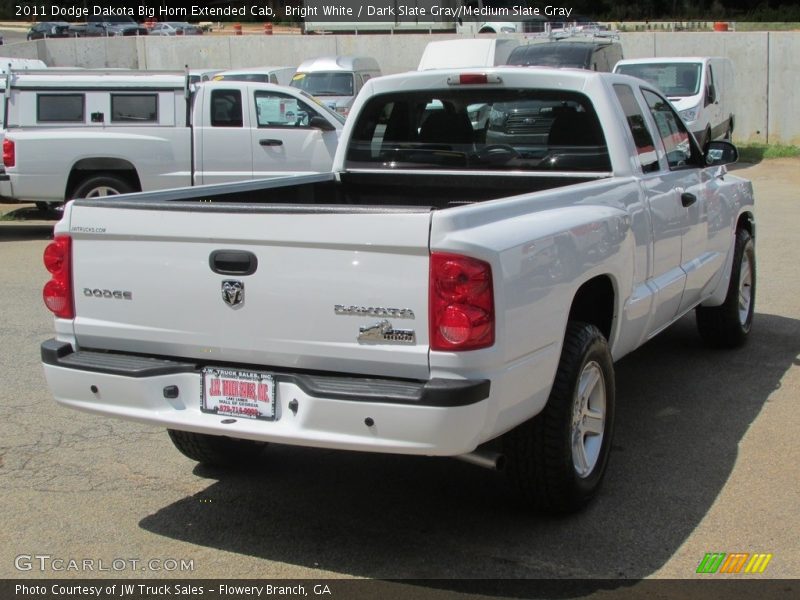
xmin=642 ymin=89 xmax=700 ymax=170
xmin=111 ymin=94 xmax=158 ymax=123
xmin=268 ymin=74 xmax=278 ymax=84
xmin=37 ymin=94 xmax=84 ymax=123
xmin=613 ymin=84 xmax=659 ymax=173
xmin=210 ymin=89 xmax=243 ymax=128
xmin=254 ymin=91 xmax=319 ymax=128
xmin=706 ymin=65 xmax=715 ymax=104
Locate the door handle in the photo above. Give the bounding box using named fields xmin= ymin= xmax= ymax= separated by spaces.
xmin=209 ymin=250 xmax=258 ymax=276
xmin=259 ymin=139 xmax=283 ymax=147
xmin=681 ymin=192 xmax=697 ymax=208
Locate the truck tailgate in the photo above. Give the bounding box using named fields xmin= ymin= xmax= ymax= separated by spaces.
xmin=66 ymin=203 xmax=432 ymax=380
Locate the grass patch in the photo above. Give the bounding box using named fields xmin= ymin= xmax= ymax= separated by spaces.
xmin=0 ymin=211 xmax=22 ymax=221
xmin=734 ymin=22 xmax=800 ymax=32
xmin=737 ymin=143 xmax=800 ymax=163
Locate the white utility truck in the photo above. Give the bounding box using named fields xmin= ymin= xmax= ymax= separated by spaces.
xmin=41 ymin=68 xmax=755 ymax=513
xmin=0 ymin=70 xmax=344 ymax=208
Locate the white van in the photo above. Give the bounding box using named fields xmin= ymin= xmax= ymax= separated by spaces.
xmin=290 ymin=56 xmax=381 ymax=117
xmin=614 ymin=57 xmax=735 ymax=146
xmin=212 ymin=66 xmax=296 ymax=86
xmin=417 ymin=39 xmax=520 ymax=70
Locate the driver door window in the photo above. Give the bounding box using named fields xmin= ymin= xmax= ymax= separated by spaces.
xmin=254 ymin=91 xmax=319 ymax=128
xmin=642 ymin=89 xmax=700 ymax=170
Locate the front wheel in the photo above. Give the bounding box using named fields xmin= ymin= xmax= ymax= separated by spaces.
xmin=696 ymin=228 xmax=755 ymax=348
xmin=70 ymin=174 xmax=134 ymax=200
xmin=503 ymin=322 xmax=616 ymax=513
xmin=167 ymin=429 xmax=267 ymax=468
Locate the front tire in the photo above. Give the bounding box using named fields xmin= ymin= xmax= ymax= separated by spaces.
xmin=70 ymin=174 xmax=134 ymax=200
xmin=696 ymin=228 xmax=755 ymax=348
xmin=503 ymin=322 xmax=616 ymax=513
xmin=167 ymin=429 xmax=266 ymax=467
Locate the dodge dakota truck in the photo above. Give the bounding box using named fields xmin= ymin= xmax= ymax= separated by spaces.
xmin=40 ymin=68 xmax=755 ymax=513
xmin=0 ymin=70 xmax=343 ymax=208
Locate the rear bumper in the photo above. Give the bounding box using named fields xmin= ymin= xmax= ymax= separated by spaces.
xmin=42 ymin=339 xmax=492 ymax=456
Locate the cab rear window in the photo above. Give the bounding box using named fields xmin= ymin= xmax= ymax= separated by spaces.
xmin=345 ymin=89 xmax=610 ymax=172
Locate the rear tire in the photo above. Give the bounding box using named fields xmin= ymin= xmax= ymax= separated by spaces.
xmin=696 ymin=228 xmax=755 ymax=348
xmin=70 ymin=174 xmax=134 ymax=200
xmin=503 ymin=322 xmax=615 ymax=513
xmin=167 ymin=429 xmax=266 ymax=467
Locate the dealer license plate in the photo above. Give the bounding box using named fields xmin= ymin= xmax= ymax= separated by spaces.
xmin=201 ymin=367 xmax=276 ymax=420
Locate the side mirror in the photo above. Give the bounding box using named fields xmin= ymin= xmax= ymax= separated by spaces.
xmin=705 ymin=140 xmax=738 ymax=166
xmin=309 ymin=115 xmax=335 ymax=132
xmin=706 ymin=84 xmax=717 ymax=106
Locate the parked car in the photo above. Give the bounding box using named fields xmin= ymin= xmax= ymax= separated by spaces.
xmin=506 ymin=39 xmax=623 ymax=72
xmin=417 ymin=38 xmax=520 ymax=70
xmin=188 ymin=69 xmax=223 ymax=85
xmin=212 ymin=66 xmax=296 ymax=86
xmin=150 ymin=22 xmax=204 ymax=36
xmin=69 ymin=15 xmax=148 ymax=37
xmin=614 ymin=57 xmax=735 ymax=147
xmin=27 ymin=22 xmax=72 ymax=40
xmin=489 ymin=39 xmax=623 ymax=147
xmin=290 ymin=55 xmax=381 ymax=117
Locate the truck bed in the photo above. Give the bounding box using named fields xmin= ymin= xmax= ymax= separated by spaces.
xmin=72 ymin=171 xmax=606 ymax=212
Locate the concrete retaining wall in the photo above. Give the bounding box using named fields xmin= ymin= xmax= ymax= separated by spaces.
xmin=5 ymin=31 xmax=799 ymax=143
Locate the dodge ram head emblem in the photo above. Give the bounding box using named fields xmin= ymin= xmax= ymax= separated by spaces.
xmin=221 ymin=280 xmax=244 ymax=307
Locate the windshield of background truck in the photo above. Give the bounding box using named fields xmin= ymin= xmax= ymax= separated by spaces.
xmin=615 ymin=62 xmax=702 ymax=97
xmin=290 ymin=72 xmax=355 ymax=97
xmin=346 ymin=88 xmax=610 ymax=172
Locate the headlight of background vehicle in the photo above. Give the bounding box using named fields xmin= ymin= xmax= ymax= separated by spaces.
xmin=489 ymin=108 xmax=506 ymax=127
xmin=679 ymin=107 xmax=698 ymax=122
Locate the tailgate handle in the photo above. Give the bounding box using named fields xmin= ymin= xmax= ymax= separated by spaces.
xmin=259 ymin=138 xmax=283 ymax=147
xmin=209 ymin=250 xmax=258 ymax=276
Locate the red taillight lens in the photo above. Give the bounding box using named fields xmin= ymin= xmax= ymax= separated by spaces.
xmin=42 ymin=235 xmax=74 ymax=319
xmin=430 ymin=253 xmax=494 ymax=351
xmin=459 ymin=73 xmax=488 ymax=85
xmin=3 ymin=139 xmax=15 ymax=168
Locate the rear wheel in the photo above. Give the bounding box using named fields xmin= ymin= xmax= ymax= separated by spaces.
xmin=167 ymin=429 xmax=267 ymax=467
xmin=503 ymin=322 xmax=615 ymax=513
xmin=70 ymin=174 xmax=134 ymax=200
xmin=696 ymin=228 xmax=755 ymax=348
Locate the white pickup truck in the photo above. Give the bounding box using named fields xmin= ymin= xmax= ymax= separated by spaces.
xmin=0 ymin=70 xmax=343 ymax=207
xmin=41 ymin=68 xmax=755 ymax=513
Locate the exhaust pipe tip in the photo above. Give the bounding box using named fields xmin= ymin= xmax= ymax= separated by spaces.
xmin=454 ymin=449 xmax=506 ymax=471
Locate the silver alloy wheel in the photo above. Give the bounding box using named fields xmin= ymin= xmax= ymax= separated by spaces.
xmin=738 ymin=251 xmax=753 ymax=326
xmin=84 ymin=186 xmax=121 ymax=198
xmin=570 ymin=360 xmax=606 ymax=478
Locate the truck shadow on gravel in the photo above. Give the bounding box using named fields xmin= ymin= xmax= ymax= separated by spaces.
xmin=139 ymin=312 xmax=799 ymax=594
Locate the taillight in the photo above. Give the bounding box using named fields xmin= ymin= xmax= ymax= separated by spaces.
xmin=43 ymin=235 xmax=74 ymax=319
xmin=446 ymin=73 xmax=502 ymax=86
xmin=430 ymin=252 xmax=494 ymax=351
xmin=3 ymin=139 xmax=15 ymax=167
